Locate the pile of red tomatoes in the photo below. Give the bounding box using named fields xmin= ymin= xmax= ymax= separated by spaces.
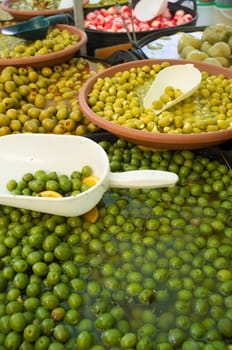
xmin=84 ymin=5 xmax=193 ymax=32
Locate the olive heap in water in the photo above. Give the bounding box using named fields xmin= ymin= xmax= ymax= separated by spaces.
xmin=0 ymin=138 xmax=232 ymax=349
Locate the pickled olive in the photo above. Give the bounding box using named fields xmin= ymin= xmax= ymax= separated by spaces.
xmin=88 ymin=63 xmax=232 ymax=134
xmin=152 ymin=86 xmax=183 ymax=110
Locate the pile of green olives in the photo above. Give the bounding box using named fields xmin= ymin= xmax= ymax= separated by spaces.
xmin=0 ymin=138 xmax=232 ymax=350
xmin=88 ymin=62 xmax=232 ymax=134
xmin=152 ymin=86 xmax=183 ymax=111
xmin=0 ymin=58 xmax=105 ymax=137
xmin=0 ymin=28 xmax=81 ymax=59
xmin=6 ymin=166 xmax=97 ymax=197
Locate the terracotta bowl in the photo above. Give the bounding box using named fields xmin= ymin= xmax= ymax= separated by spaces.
xmin=0 ymin=24 xmax=87 ymax=69
xmin=79 ymin=59 xmax=232 ymax=150
xmin=0 ymin=0 xmax=88 ymax=20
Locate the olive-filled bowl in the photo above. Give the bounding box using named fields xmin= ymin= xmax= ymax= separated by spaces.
xmin=0 ymin=24 xmax=87 ymax=68
xmin=0 ymin=0 xmax=88 ymax=20
xmin=79 ymin=58 xmax=232 ymax=150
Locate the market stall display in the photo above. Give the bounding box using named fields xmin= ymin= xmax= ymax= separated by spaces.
xmin=0 ymin=4 xmax=231 ymax=349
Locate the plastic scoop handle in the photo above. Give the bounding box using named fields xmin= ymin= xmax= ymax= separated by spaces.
xmin=109 ymin=169 xmax=178 ymax=188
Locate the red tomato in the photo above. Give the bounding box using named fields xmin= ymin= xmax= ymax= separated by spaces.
xmin=84 ymin=5 xmax=193 ymax=33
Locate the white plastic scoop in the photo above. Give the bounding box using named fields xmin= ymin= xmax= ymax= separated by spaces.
xmin=143 ymin=64 xmax=202 ymax=115
xmin=0 ymin=134 xmax=178 ymax=217
xmin=134 ymin=0 xmax=168 ymax=22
